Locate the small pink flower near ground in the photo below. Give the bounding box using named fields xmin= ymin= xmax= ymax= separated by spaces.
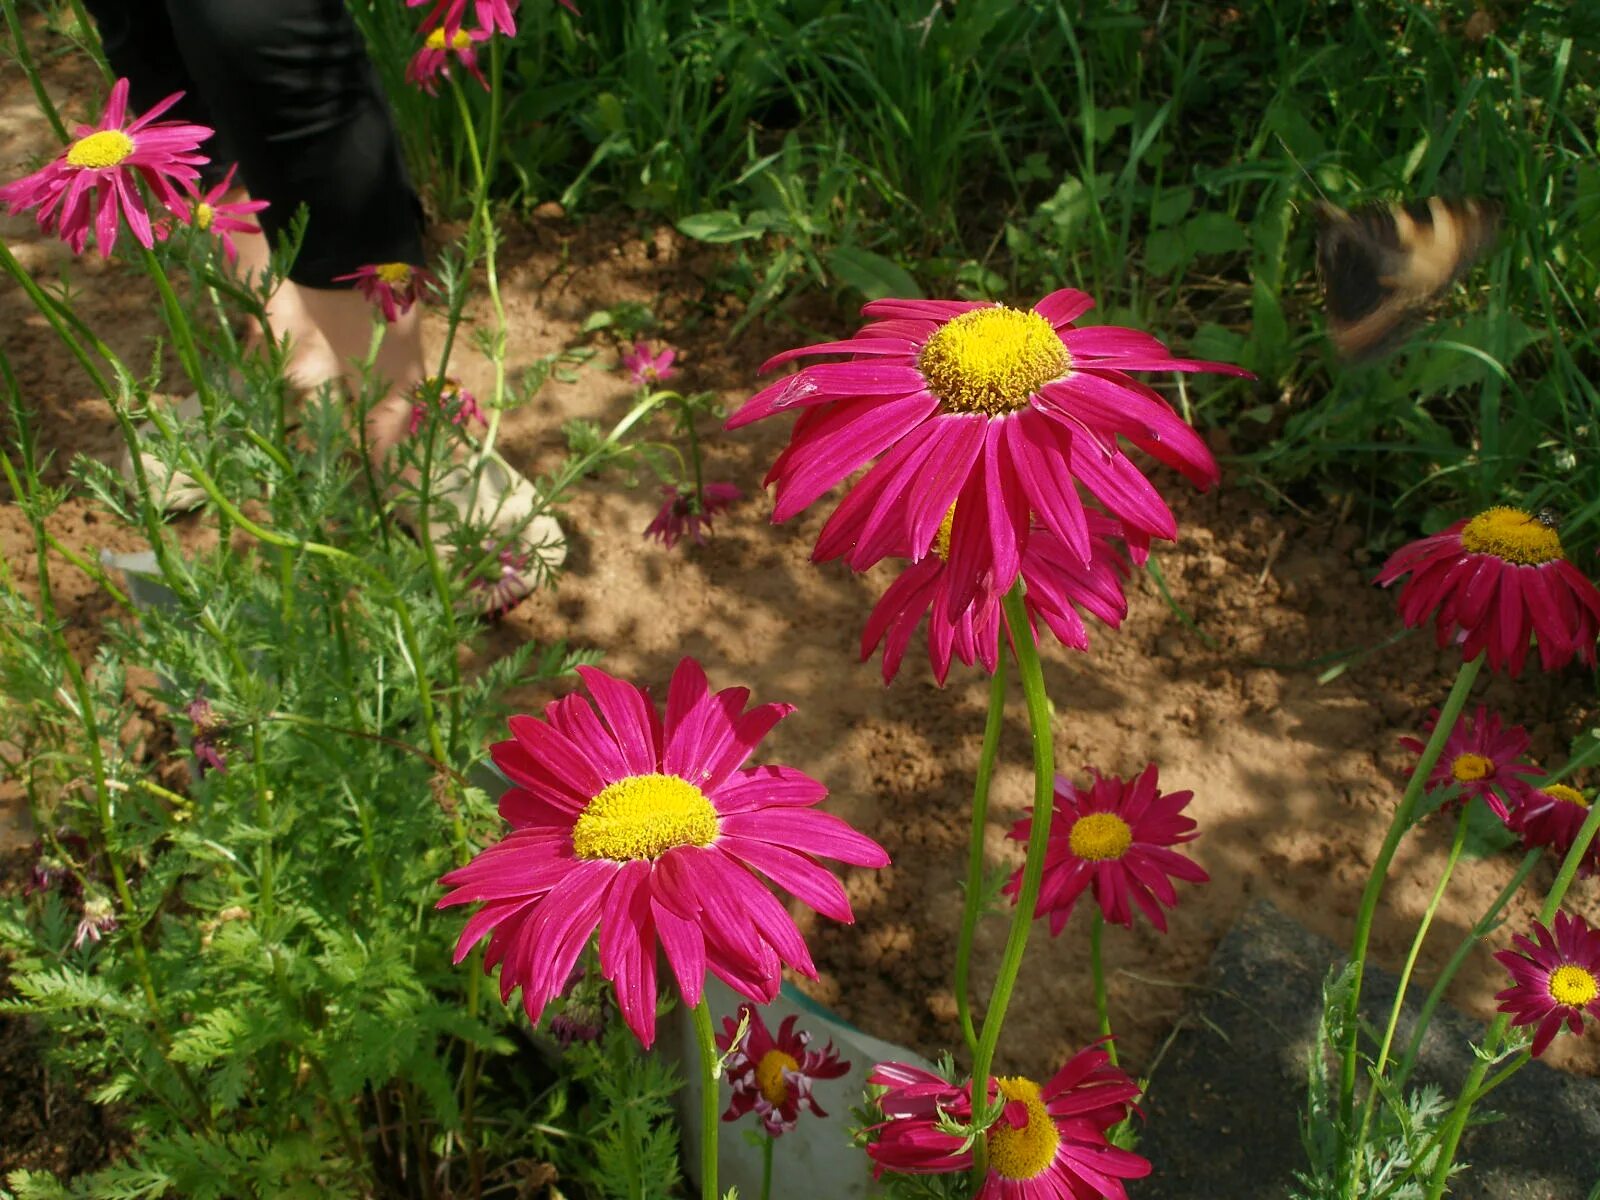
xmin=407 ymin=375 xmax=486 ymax=437
xmin=466 ymin=547 xmax=531 ymax=618
xmin=437 ymin=659 xmax=890 ymax=1047
xmin=406 ymin=25 xmax=491 ymax=94
xmin=866 ymin=1044 xmax=1148 ymax=1198
xmin=73 ymin=895 xmax=117 ymax=949
xmin=1376 ymin=506 xmax=1600 ymax=676
xmin=1005 ymin=763 xmax=1208 ymax=934
xmin=1494 ymin=911 xmax=1600 ymax=1056
xmin=334 ymin=261 xmax=438 ymax=323
xmin=644 ymin=482 xmax=742 ymax=548
xmin=1398 ymin=704 xmax=1540 ymax=821
xmin=187 ymin=693 xmax=228 ymax=777
xmin=183 ymin=164 xmax=267 ymax=267
xmin=717 ymin=1002 xmax=850 ymax=1136
xmin=0 ymin=77 xmax=211 ymax=257
xmin=1507 ymin=783 xmax=1599 ymax=877
xmin=624 ymin=341 xmax=677 ymax=386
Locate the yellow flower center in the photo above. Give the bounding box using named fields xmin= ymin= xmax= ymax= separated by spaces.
xmin=1069 ymin=811 xmax=1133 ymax=862
xmin=1450 ymin=753 xmax=1494 ymax=783
xmin=933 ymin=504 xmax=957 ymax=561
xmin=376 ymin=262 xmax=414 ymax=286
xmin=424 ymin=27 xmax=474 ymax=50
xmin=755 ymin=1049 xmax=799 ymax=1106
xmin=1459 ymin=507 xmax=1564 ymax=566
xmin=1544 ymin=784 xmax=1589 ymax=809
xmin=984 ymin=1076 xmax=1060 ymax=1182
xmin=917 ymin=307 xmax=1070 ymax=416
xmin=193 ymin=201 xmax=215 ymax=232
xmin=570 ymin=773 xmax=719 ymax=862
xmin=66 ymin=129 xmax=134 ymax=170
xmin=1549 ymin=964 xmax=1599 ymax=1007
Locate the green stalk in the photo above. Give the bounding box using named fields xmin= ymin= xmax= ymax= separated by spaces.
xmin=969 ymin=583 xmax=1055 ymax=1184
xmin=1 ymin=0 xmax=69 ymax=143
xmin=1337 ymin=654 xmax=1482 ymax=1126
xmin=955 ymin=656 xmax=1006 ymax=1057
xmin=1090 ymin=910 xmax=1116 ymax=1066
xmin=760 ymin=1133 xmax=774 ymax=1200
xmin=691 ymin=998 xmax=721 ymax=1200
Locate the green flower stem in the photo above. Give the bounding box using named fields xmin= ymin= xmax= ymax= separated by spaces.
xmin=969 ymin=583 xmax=1055 ymax=1184
xmin=691 ymin=997 xmax=721 ymax=1200
xmin=1337 ymin=654 xmax=1482 ymax=1126
xmin=955 ymin=656 xmax=1007 ymax=1057
xmin=1351 ymin=806 xmax=1469 ymax=1192
xmin=1 ymin=0 xmax=69 ymax=143
xmin=1423 ymin=798 xmax=1600 ymax=1199
xmin=681 ymin=398 xmax=706 ymax=502
xmin=760 ymin=1133 xmax=774 ymax=1200
xmin=1090 ymin=910 xmax=1117 ymax=1066
xmin=1393 ymin=849 xmax=1540 ymax=1092
xmin=138 ymin=247 xmax=216 ymax=428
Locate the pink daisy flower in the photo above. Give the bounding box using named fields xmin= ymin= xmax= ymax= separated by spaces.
xmin=866 ymin=1044 xmax=1149 ymax=1198
xmin=466 ymin=548 xmax=531 ymax=618
xmin=409 ymin=0 xmax=520 ymax=37
xmin=437 ymin=659 xmax=889 ymax=1047
xmin=1376 ymin=506 xmax=1600 ymax=676
xmin=183 ymin=164 xmax=267 ymax=267
xmin=73 ymin=895 xmax=118 ymax=950
xmin=624 ymin=341 xmax=678 ymax=386
xmin=644 ymin=482 xmax=742 ymax=549
xmin=1005 ymin=763 xmax=1208 ymax=934
xmin=1398 ymin=704 xmax=1541 ymax=821
xmin=407 ymin=375 xmax=486 ymax=437
xmin=1507 ymin=783 xmax=1599 ymax=877
xmin=727 ymin=290 xmax=1250 ymax=616
xmin=333 ymin=261 xmax=438 ymax=323
xmin=1493 ymin=911 xmax=1600 ymax=1057
xmin=862 ymin=508 xmax=1139 ymax=685
xmin=406 ymin=25 xmax=491 ymax=94
xmin=717 ymin=1002 xmax=850 ymax=1136
xmin=186 ymin=693 xmax=228 ymax=778
xmin=0 ymin=77 xmax=211 ymax=257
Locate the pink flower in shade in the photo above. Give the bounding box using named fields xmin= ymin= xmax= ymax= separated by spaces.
xmin=408 ymin=0 xmax=576 ymax=38
xmin=406 ymin=25 xmax=491 ymax=94
xmin=186 ymin=694 xmax=228 ymax=778
xmin=183 ymin=164 xmax=267 ymax=267
xmin=1375 ymin=506 xmax=1600 ymax=676
xmin=73 ymin=895 xmax=117 ymax=950
xmin=644 ymin=482 xmax=742 ymax=549
xmin=862 ymin=509 xmax=1140 ymax=685
xmin=1005 ymin=764 xmax=1208 ymax=934
xmin=467 ymin=548 xmax=531 ymax=618
xmin=333 ymin=261 xmax=438 ymax=323
xmin=727 ymin=291 xmax=1250 ymax=617
xmin=1507 ymin=783 xmax=1600 ymax=877
xmin=1493 ymin=911 xmax=1600 ymax=1057
xmin=0 ymin=78 xmax=211 ymax=257
xmin=624 ymin=341 xmax=678 ymax=386
xmin=407 ymin=375 xmax=486 ymax=437
xmin=718 ymin=1003 xmax=850 ymax=1136
xmin=866 ymin=1045 xmax=1149 ymax=1198
xmin=1397 ymin=705 xmax=1540 ymax=821
xmin=437 ymin=659 xmax=890 ymax=1048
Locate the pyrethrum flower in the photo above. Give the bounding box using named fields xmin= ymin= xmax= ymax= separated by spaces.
xmin=0 ymin=78 xmax=211 ymax=257
xmin=438 ymin=659 xmax=889 ymax=1047
xmin=1005 ymin=764 xmax=1208 ymax=934
xmin=409 ymin=0 xmax=519 ymax=36
xmin=334 ymin=261 xmax=438 ymax=323
xmin=644 ymin=482 xmax=742 ymax=549
xmin=862 ymin=509 xmax=1138 ymax=685
xmin=624 ymin=341 xmax=678 ymax=386
xmin=1494 ymin=911 xmax=1600 ymax=1056
xmin=1508 ymin=783 xmax=1599 ymax=877
xmin=866 ymin=1045 xmax=1148 ymax=1198
xmin=1376 ymin=506 xmax=1600 ymax=675
xmin=187 ymin=694 xmax=228 ymax=777
xmin=1398 ymin=704 xmax=1540 ymax=821
xmin=73 ymin=895 xmax=117 ymax=949
xmin=728 ymin=290 xmax=1249 ymax=615
xmin=183 ymin=164 xmax=267 ymax=267
xmin=717 ymin=1003 xmax=849 ymax=1136
xmin=406 ymin=26 xmax=491 ymax=94
xmin=407 ymin=375 xmax=486 ymax=437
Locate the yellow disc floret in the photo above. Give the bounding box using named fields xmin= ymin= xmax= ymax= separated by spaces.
xmin=985 ymin=1076 xmax=1060 ymax=1181
xmin=918 ymin=307 xmax=1070 ymax=416
xmin=1450 ymin=753 xmax=1494 ymax=783
xmin=1549 ymin=963 xmax=1599 ymax=1008
xmin=1069 ymin=811 xmax=1133 ymax=862
xmin=571 ymin=773 xmax=719 ymax=861
xmin=66 ymin=129 xmax=135 ymax=170
xmin=193 ymin=201 xmax=215 ymax=232
xmin=755 ymin=1049 xmax=799 ymax=1106
xmin=376 ymin=262 xmax=414 ymax=286
xmin=1460 ymin=507 xmax=1564 ymax=566
xmin=1544 ymin=784 xmax=1589 ymax=810
xmin=425 ymin=27 xmax=474 ymax=50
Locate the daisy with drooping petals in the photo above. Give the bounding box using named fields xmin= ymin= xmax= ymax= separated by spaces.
xmin=409 ymin=0 xmax=519 ymax=36
xmin=1398 ymin=704 xmax=1541 ymax=821
xmin=333 ymin=261 xmax=438 ymax=323
xmin=866 ymin=1044 xmax=1149 ymax=1198
xmin=438 ymin=659 xmax=889 ymax=1047
xmin=407 ymin=375 xmax=486 ymax=437
xmin=717 ymin=1003 xmax=849 ymax=1136
xmin=1005 ymin=764 xmax=1208 ymax=934
xmin=0 ymin=78 xmax=211 ymax=257
xmin=182 ymin=165 xmax=267 ymax=267
xmin=624 ymin=341 xmax=678 ymax=386
xmin=727 ymin=290 xmax=1250 ymax=616
xmin=407 ymin=26 xmax=491 ymax=94
xmin=862 ymin=508 xmax=1140 ymax=685
xmin=1507 ymin=783 xmax=1599 ymax=877
xmin=1493 ymin=911 xmax=1600 ymax=1057
xmin=644 ymin=482 xmax=742 ymax=549
xmin=1376 ymin=506 xmax=1600 ymax=676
